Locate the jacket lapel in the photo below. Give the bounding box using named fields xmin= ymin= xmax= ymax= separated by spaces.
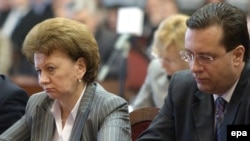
xmin=70 ymin=83 xmax=96 ymax=141
xmin=191 ymin=62 xmax=250 ymax=141
xmin=32 ymin=96 xmax=55 ymax=141
xmin=223 ymin=62 xmax=250 ymax=123
xmin=220 ymin=62 xmax=250 ymax=140
xmin=192 ymin=91 xmax=215 ymax=141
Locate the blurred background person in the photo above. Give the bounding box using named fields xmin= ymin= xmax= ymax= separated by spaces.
xmin=131 ymin=14 xmax=189 ymax=110
xmin=29 ymin=0 xmax=52 ymax=16
xmin=52 ymin=0 xmax=73 ymax=18
xmin=0 ymin=31 xmax=29 ymax=134
xmin=0 ymin=0 xmax=53 ymax=86
xmin=0 ymin=31 xmax=12 ymax=76
xmin=145 ymin=0 xmax=178 ymax=56
xmin=0 ymin=0 xmax=11 ymax=27
xmin=0 ymin=74 xmax=29 ymax=134
xmin=0 ymin=17 xmax=131 ymax=140
xmin=121 ymin=0 xmax=179 ymax=102
xmin=70 ymin=0 xmax=120 ymax=80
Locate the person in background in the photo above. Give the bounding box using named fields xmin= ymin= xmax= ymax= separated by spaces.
xmin=0 ymin=31 xmax=29 ymax=134
xmin=0 ymin=74 xmax=29 ymax=134
xmin=70 ymin=0 xmax=119 ymax=79
xmin=131 ymin=14 xmax=189 ymax=109
xmin=0 ymin=17 xmax=131 ymax=141
xmin=29 ymin=0 xmax=52 ymax=16
xmin=0 ymin=0 xmax=11 ymax=27
xmin=137 ymin=3 xmax=250 ymax=141
xmin=1 ymin=0 xmax=53 ymax=86
xmin=123 ymin=0 xmax=179 ymax=102
xmin=145 ymin=0 xmax=178 ymax=57
xmin=0 ymin=31 xmax=12 ymax=76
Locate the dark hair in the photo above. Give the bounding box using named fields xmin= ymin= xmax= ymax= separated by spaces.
xmin=187 ymin=2 xmax=250 ymax=61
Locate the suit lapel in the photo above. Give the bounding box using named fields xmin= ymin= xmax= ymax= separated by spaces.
xmin=223 ymin=62 xmax=250 ymax=124
xmin=191 ymin=62 xmax=250 ymax=141
xmin=32 ymin=96 xmax=55 ymax=141
xmin=220 ymin=97 xmax=241 ymax=141
xmin=192 ymin=91 xmax=215 ymax=141
xmin=70 ymin=83 xmax=96 ymax=141
xmin=220 ymin=63 xmax=250 ymax=140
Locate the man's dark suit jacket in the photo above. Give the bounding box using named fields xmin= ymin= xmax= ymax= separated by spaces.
xmin=137 ymin=62 xmax=250 ymax=141
xmin=0 ymin=75 xmax=29 ymax=134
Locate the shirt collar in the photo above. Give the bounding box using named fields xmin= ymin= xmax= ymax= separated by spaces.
xmin=51 ymin=84 xmax=87 ymax=120
xmin=213 ymin=79 xmax=239 ymax=103
xmin=71 ymin=85 xmax=86 ymax=119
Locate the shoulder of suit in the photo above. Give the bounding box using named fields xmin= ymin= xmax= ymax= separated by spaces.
xmin=172 ymin=70 xmax=195 ymax=83
xmin=29 ymin=91 xmax=50 ymax=104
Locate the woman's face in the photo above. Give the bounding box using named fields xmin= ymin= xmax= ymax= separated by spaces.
xmin=34 ymin=50 xmax=86 ymax=100
xmin=159 ymin=45 xmax=189 ymax=76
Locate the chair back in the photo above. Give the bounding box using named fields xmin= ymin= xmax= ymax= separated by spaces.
xmin=129 ymin=107 xmax=160 ymax=141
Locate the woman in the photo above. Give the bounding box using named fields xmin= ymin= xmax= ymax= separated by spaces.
xmin=131 ymin=14 xmax=190 ymax=109
xmin=0 ymin=17 xmax=131 ymax=141
xmin=0 ymin=31 xmax=12 ymax=75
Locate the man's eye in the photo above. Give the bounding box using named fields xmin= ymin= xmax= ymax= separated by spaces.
xmin=199 ymin=55 xmax=214 ymax=63
xmin=199 ymin=55 xmax=213 ymax=61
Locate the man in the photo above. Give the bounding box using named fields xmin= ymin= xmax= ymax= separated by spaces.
xmin=0 ymin=74 xmax=29 ymax=134
xmin=137 ymin=2 xmax=250 ymax=141
xmin=0 ymin=29 xmax=29 ymax=134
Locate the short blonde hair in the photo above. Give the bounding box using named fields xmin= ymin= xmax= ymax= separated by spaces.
xmin=22 ymin=17 xmax=100 ymax=83
xmin=152 ymin=14 xmax=189 ymax=57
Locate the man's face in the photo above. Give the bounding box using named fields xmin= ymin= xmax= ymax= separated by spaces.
xmin=184 ymin=25 xmax=240 ymax=94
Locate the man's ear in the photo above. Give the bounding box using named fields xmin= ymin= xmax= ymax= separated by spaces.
xmin=233 ymin=45 xmax=245 ymax=66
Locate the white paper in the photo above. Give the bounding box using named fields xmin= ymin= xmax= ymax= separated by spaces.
xmin=116 ymin=7 xmax=144 ymax=36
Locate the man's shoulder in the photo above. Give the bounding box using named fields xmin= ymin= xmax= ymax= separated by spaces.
xmin=173 ymin=70 xmax=194 ymax=81
xmin=0 ymin=75 xmax=28 ymax=96
xmin=169 ymin=70 xmax=197 ymax=92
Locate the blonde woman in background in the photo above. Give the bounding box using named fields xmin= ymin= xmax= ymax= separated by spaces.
xmin=0 ymin=31 xmax=12 ymax=75
xmin=131 ymin=14 xmax=189 ymax=110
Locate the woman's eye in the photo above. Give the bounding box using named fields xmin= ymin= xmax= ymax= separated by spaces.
xmin=36 ymin=69 xmax=41 ymax=74
xmin=48 ymin=67 xmax=55 ymax=71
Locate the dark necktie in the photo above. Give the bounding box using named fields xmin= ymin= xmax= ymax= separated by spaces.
xmin=215 ymin=97 xmax=227 ymax=141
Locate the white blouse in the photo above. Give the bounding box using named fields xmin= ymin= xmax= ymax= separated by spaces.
xmin=51 ymin=85 xmax=86 ymax=141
